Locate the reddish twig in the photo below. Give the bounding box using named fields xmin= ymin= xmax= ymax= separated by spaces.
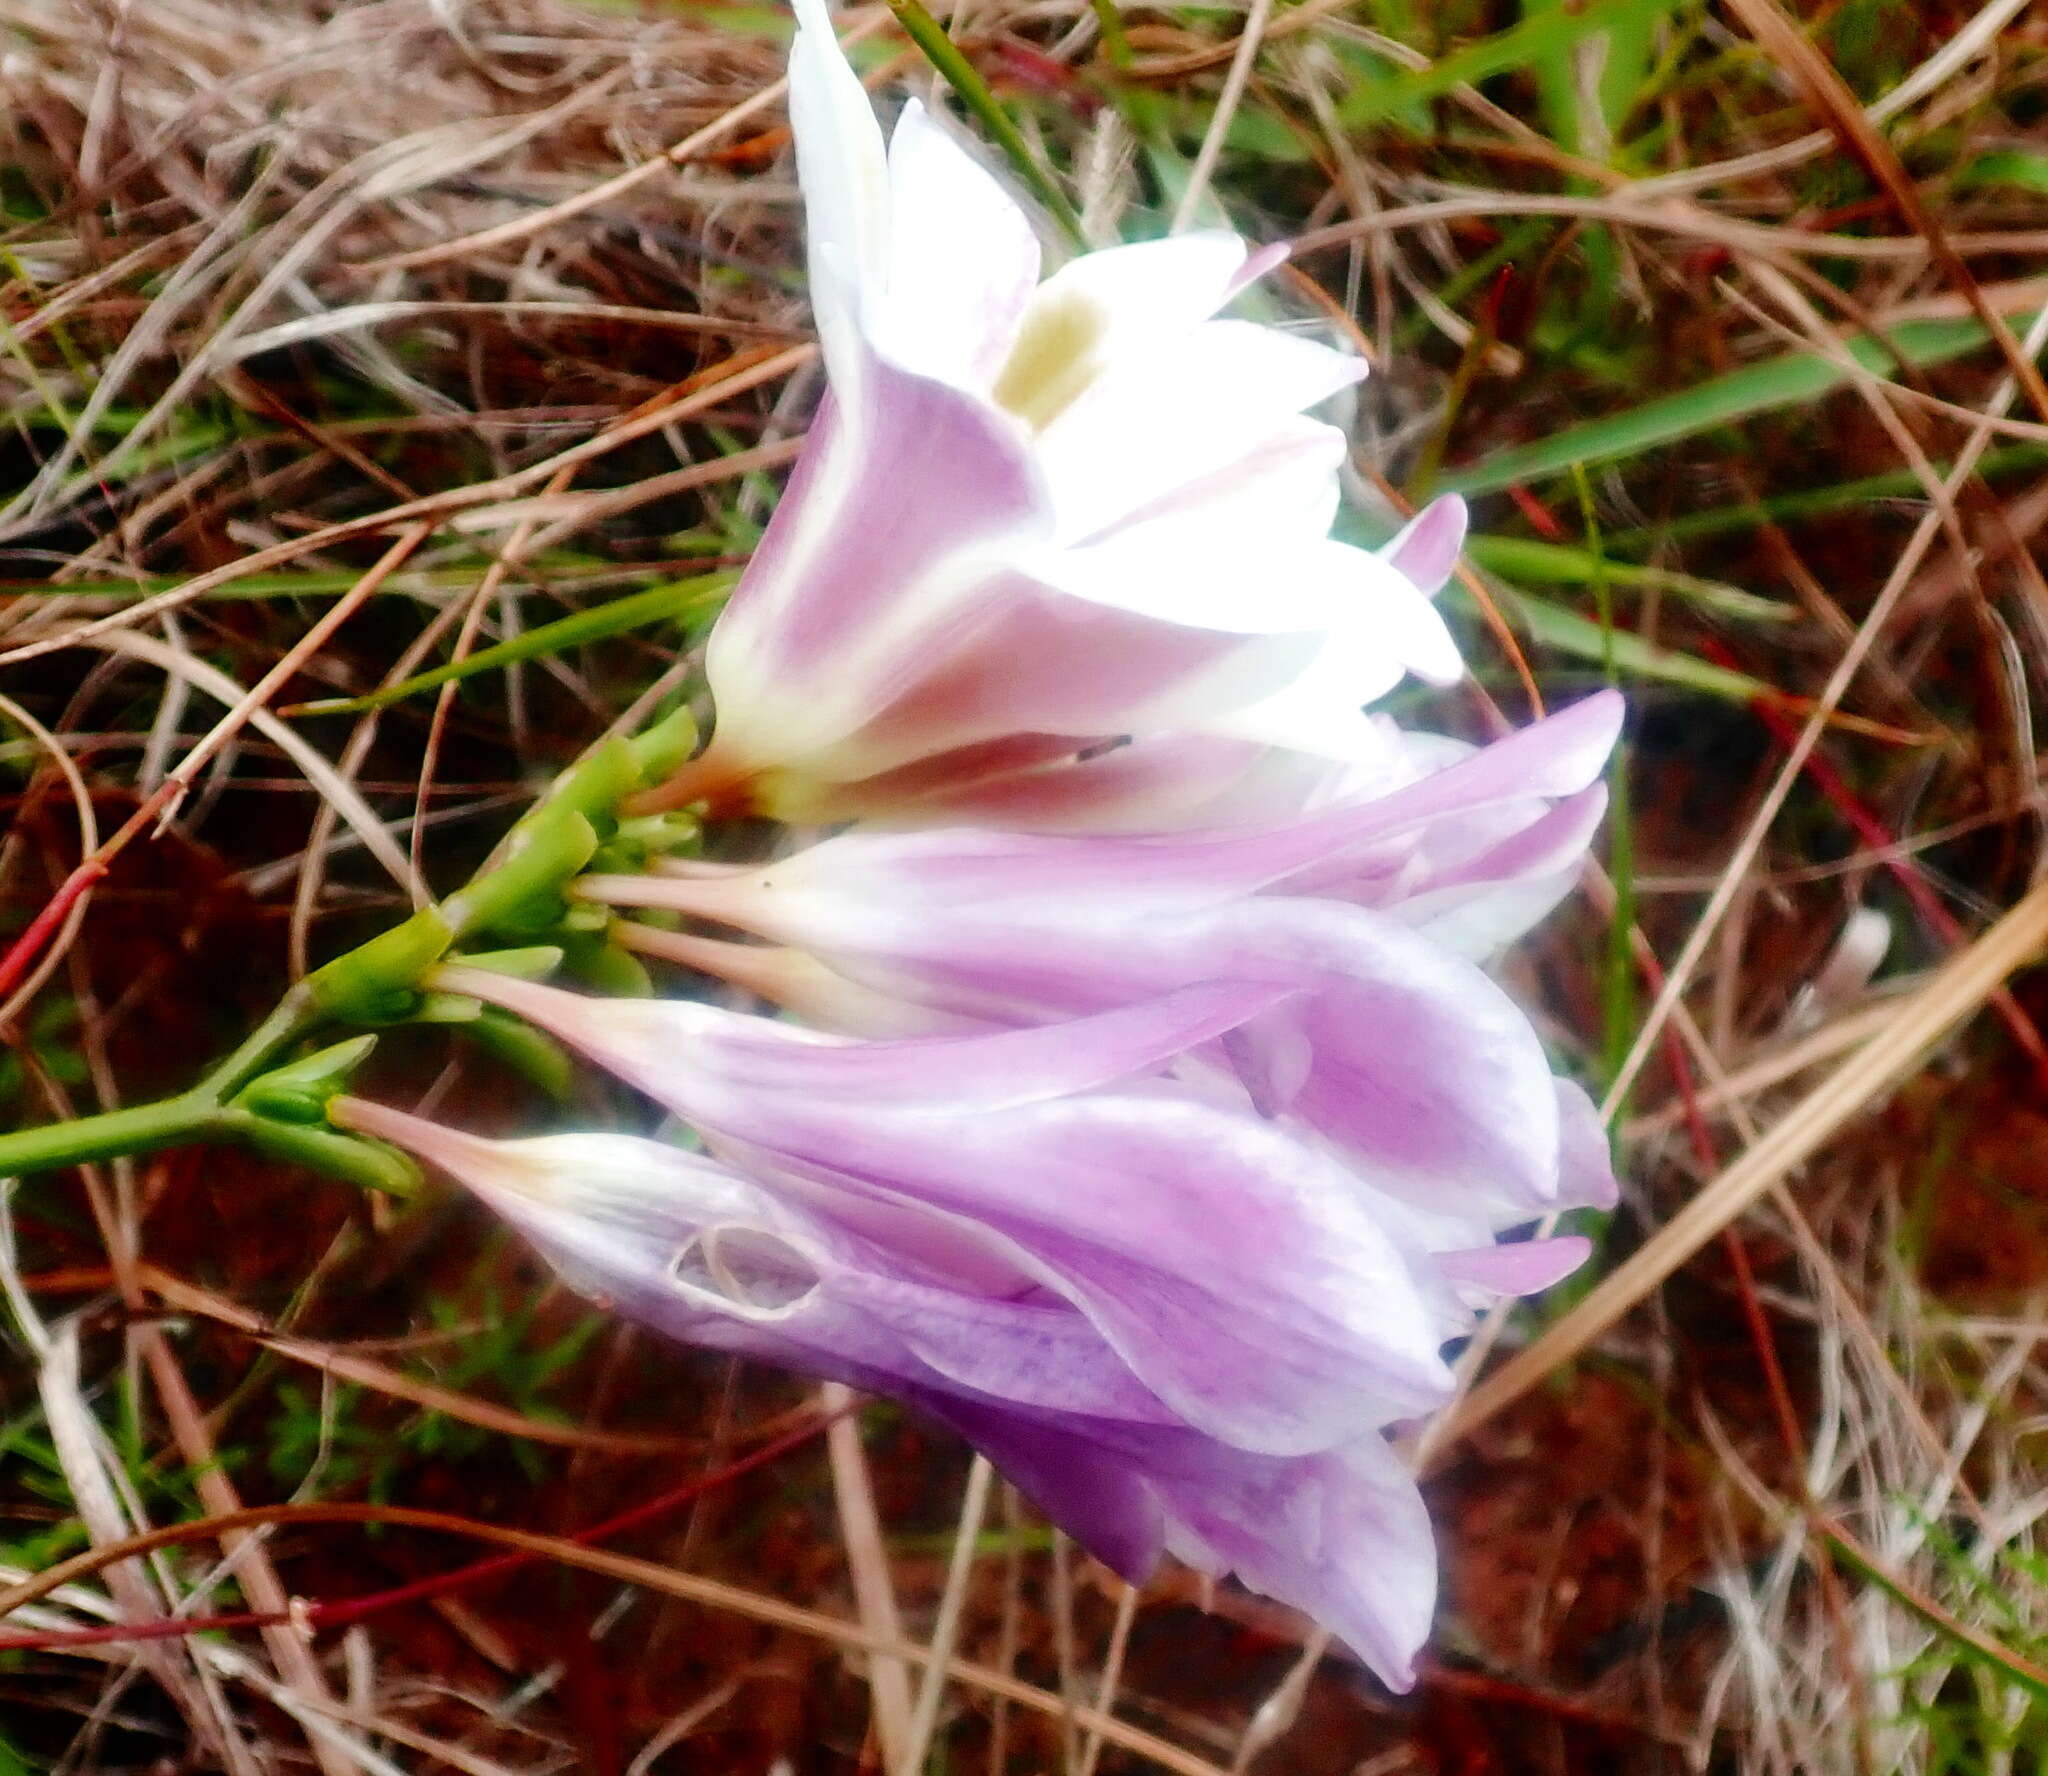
xmin=0 ymin=1407 xmax=837 ymax=1654
xmin=1706 ymin=637 xmax=2048 ymax=1088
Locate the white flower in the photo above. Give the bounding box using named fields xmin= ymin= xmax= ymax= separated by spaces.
xmin=642 ymin=0 xmax=1463 ymax=827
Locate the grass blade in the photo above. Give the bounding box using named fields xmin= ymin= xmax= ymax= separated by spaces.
xmin=290 ymin=572 xmax=733 ymax=717
xmin=885 ymin=0 xmax=1086 ymax=246
xmin=1440 ymin=315 xmax=2027 ymax=494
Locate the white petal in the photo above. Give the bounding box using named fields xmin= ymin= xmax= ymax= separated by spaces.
xmin=1191 ymin=543 xmax=1463 ymax=755
xmin=991 ymin=231 xmax=1249 ymax=428
xmin=789 ymin=0 xmax=891 ymax=385
xmin=875 ymin=101 xmax=1041 ymax=392
xmin=1199 ymin=620 xmax=1408 ymax=759
xmin=1321 ymin=542 xmax=1466 ymax=684
xmin=1028 ymin=421 xmax=1349 ymax=633
xmin=1036 ymin=320 xmax=1366 ymax=541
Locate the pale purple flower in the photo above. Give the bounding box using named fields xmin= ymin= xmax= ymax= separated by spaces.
xmin=589 ymin=692 xmax=1624 ymax=1224
xmin=332 ymin=1096 xmax=1446 ymax=1684
xmin=431 ymin=969 xmax=1471 ymax=1452
xmin=638 ymin=0 xmax=1463 ymax=827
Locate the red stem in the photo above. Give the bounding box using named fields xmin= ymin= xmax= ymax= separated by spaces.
xmin=0 ymin=1409 xmax=835 ymax=1653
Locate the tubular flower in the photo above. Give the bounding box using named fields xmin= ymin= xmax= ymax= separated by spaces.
xmin=335 ymin=1061 xmax=1572 ymax=1686
xmin=432 ymin=969 xmax=1470 ymax=1449
xmin=586 ymin=692 xmax=1624 ymax=1220
xmin=638 ymin=0 xmax=1463 ymax=828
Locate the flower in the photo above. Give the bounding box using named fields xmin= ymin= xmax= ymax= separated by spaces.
xmin=333 ymin=1093 xmax=1549 ymax=1685
xmin=430 ymin=968 xmax=1466 ymax=1450
xmin=587 ymin=692 xmax=1624 ymax=1222
xmin=636 ymin=0 xmax=1464 ymax=829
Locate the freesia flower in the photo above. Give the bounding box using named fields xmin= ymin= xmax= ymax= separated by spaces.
xmin=432 ymin=968 xmax=1465 ymax=1450
xmin=332 ymin=1090 xmax=1562 ymax=1685
xmin=635 ymin=0 xmax=1463 ymax=828
xmin=586 ymin=692 xmax=1624 ymax=1219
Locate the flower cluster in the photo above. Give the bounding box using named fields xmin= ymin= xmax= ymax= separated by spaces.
xmin=339 ymin=0 xmax=1621 ymax=1691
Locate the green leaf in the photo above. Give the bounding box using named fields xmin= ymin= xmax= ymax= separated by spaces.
xmin=293 ymin=571 xmax=733 ymax=716
xmin=1464 ymin=533 xmax=1794 ymax=622
xmin=1341 ymin=0 xmax=1683 ymax=131
xmin=1448 ymin=581 xmax=1780 ymax=702
xmin=1520 ymin=0 xmax=1665 ymax=153
xmin=1596 ymin=442 xmax=2048 ymax=549
xmin=1956 ymin=148 xmax=2048 ymax=196
xmin=1441 ymin=315 xmax=2028 ymax=495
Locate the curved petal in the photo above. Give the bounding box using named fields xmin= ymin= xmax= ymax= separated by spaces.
xmin=1554 ymin=1077 xmax=1619 ymax=1211
xmin=713 ymin=1089 xmax=1456 ymax=1449
xmin=992 ymin=230 xmax=1249 ymax=429
xmin=401 ymin=982 xmax=1454 ymax=1449
xmin=924 ymin=1399 xmax=1167 ymax=1582
xmin=1382 ymin=494 xmax=1468 ymax=596
xmin=591 ymin=880 xmax=1573 ymax=1209
xmin=1388 ymin=783 xmax=1608 ymax=957
xmin=876 ymin=101 xmax=1041 ymax=391
xmin=700 ymin=346 xmax=1050 ymax=775
xmin=836 ymin=568 xmax=1327 ymax=776
xmin=440 ymin=967 xmax=1291 ymax=1117
xmin=1197 ymin=551 xmax=1464 ymax=757
xmin=1024 ymin=422 xmax=1351 ymax=634
xmin=788 ymin=0 xmax=891 ymax=385
xmin=1435 ymin=1235 xmax=1592 ymax=1297
xmin=714 ymin=691 xmax=1611 ymax=910
xmin=1036 ymin=319 xmax=1365 ymax=542
xmin=836 ymin=732 xmax=1276 ymax=833
xmin=341 ymin=1103 xmax=1183 ymax=1424
xmin=1147 ymin=1431 xmax=1436 ymax=1691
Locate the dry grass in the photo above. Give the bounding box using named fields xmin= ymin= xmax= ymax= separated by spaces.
xmin=4 ymin=0 xmax=2048 ymax=1770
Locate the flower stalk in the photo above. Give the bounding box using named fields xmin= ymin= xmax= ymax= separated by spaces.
xmin=0 ymin=710 xmax=695 ymax=1188
xmin=0 ymin=1093 xmax=219 ymax=1176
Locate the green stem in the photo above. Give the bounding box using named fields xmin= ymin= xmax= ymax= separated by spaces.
xmin=291 ymin=572 xmax=731 ymax=717
xmin=0 ymin=1094 xmax=217 ymax=1177
xmin=1 ymin=668 xmax=686 ymax=1184
xmin=213 ymin=1109 xmax=420 ymax=1197
xmin=197 ymin=990 xmax=317 ymax=1100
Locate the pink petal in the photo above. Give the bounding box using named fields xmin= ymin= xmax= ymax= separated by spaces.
xmin=1382 ymin=495 xmax=1468 ymax=596
xmin=1435 ymin=1235 xmax=1593 ymax=1296
xmin=439 ymin=968 xmax=1293 ymax=1115
xmin=701 ymin=359 xmax=1049 ymax=782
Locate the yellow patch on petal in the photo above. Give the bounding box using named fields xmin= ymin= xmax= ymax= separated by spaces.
xmin=991 ymin=285 xmax=1110 ymax=431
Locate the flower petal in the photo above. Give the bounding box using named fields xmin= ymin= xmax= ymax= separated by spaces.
xmin=1382 ymin=495 xmax=1468 ymax=596
xmin=1554 ymin=1078 xmax=1619 ymax=1210
xmin=992 ymin=230 xmax=1249 ymax=429
xmin=1023 ymin=422 xmax=1351 ymax=634
xmin=1035 ymin=319 xmax=1365 ymax=542
xmin=1194 ymin=550 xmax=1464 ymax=759
xmin=588 ymin=883 xmax=1573 ymax=1210
xmin=440 ymin=968 xmax=1292 ymax=1116
xmin=925 ymin=1398 xmax=1167 ymax=1582
xmin=424 ymin=979 xmax=1453 ymax=1448
xmin=1388 ymin=783 xmax=1607 ymax=957
xmin=625 ymin=691 xmax=1623 ymax=930
xmin=875 ymin=100 xmax=1041 ymax=391
xmin=788 ymin=0 xmax=891 ymax=384
xmin=839 ymin=568 xmax=1326 ymax=773
xmin=835 ymin=732 xmax=1276 ymax=833
xmin=1144 ymin=1429 xmax=1436 ymax=1690
xmin=699 ymin=348 xmax=1049 ymax=778
xmin=1435 ymin=1235 xmax=1592 ymax=1296
xmin=712 ymin=1090 xmax=1456 ymax=1448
